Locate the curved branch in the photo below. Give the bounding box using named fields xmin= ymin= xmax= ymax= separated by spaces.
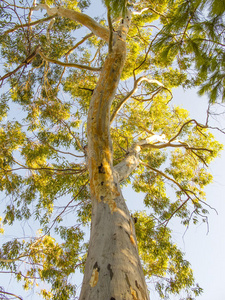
xmin=169 ymin=119 xmax=207 ymax=143
xmin=133 ymin=31 xmax=160 ymax=78
xmin=33 ymin=4 xmax=109 ymax=42
xmin=113 ymin=135 xmax=167 ymax=182
xmin=38 ymin=49 xmax=101 ymax=72
xmin=132 ymin=7 xmax=149 ymax=15
xmin=0 ymin=290 xmax=23 ymax=300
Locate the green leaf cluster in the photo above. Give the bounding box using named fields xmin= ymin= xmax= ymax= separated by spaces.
xmin=153 ymin=0 xmax=225 ymax=102
xmin=135 ymin=212 xmax=203 ymax=299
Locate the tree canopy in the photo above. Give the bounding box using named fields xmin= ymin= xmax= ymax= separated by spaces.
xmin=0 ymin=0 xmax=224 ymax=299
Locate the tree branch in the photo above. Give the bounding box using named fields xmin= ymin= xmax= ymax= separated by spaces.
xmin=131 ymin=4 xmax=167 ymax=19
xmin=44 ymin=181 xmax=89 ymax=236
xmin=169 ymin=119 xmax=207 ymax=143
xmin=1 ymin=157 xmax=85 ymax=174
xmin=33 ymin=4 xmax=110 ymax=42
xmin=0 ymin=290 xmax=23 ymax=300
xmin=140 ymin=140 xmax=213 ymax=153
xmin=3 ymin=15 xmax=56 ymax=35
xmin=37 ymin=49 xmax=101 ymax=72
xmin=140 ymin=160 xmax=218 ymax=224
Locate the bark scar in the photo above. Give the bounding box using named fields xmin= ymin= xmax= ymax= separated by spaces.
xmin=107 ymin=263 xmax=114 ymax=280
xmin=98 ymin=163 xmax=105 ymax=173
xmin=125 ymin=274 xmax=139 ymax=300
xmin=129 ymin=219 xmax=136 ymax=247
xmin=89 ymin=262 xmax=100 ymax=287
xmin=135 ymin=280 xmax=146 ymax=300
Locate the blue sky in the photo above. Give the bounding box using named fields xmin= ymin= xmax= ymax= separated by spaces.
xmin=169 ymin=88 xmax=225 ymax=300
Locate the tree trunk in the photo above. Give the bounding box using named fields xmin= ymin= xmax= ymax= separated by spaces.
xmin=79 ymin=190 xmax=150 ymax=300
xmin=79 ymin=13 xmax=150 ymax=300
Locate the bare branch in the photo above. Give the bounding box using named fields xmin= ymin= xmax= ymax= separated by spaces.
xmin=113 ymin=131 xmax=209 ymax=182
xmin=132 ymin=7 xmax=149 ymax=15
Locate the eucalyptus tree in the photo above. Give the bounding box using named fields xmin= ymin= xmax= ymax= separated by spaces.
xmin=0 ymin=0 xmax=224 ymax=299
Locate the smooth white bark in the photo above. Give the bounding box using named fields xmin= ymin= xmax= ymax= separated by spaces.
xmin=33 ymin=4 xmax=110 ymax=42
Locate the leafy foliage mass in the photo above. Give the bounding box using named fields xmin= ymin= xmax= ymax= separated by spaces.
xmin=0 ymin=0 xmax=224 ymax=299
